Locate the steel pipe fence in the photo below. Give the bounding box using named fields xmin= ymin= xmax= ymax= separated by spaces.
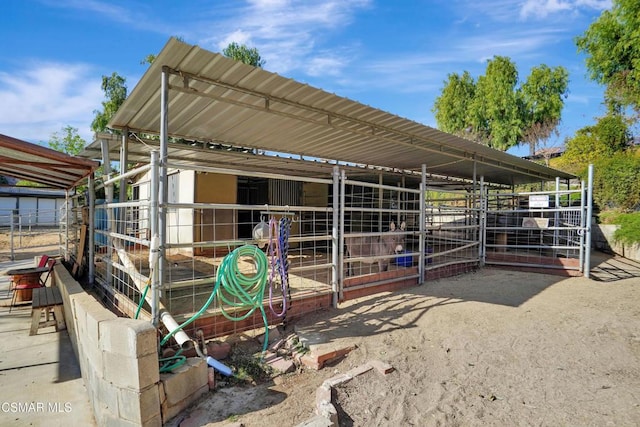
xmin=483 ymin=186 xmax=588 ymax=272
xmin=340 ymin=178 xmax=423 ymax=290
xmin=423 ymin=188 xmax=481 ymax=271
xmin=0 ymin=209 xmax=65 ymax=261
xmin=77 ymin=152 xmax=592 ymax=341
xmin=89 ymin=160 xmax=335 ymax=329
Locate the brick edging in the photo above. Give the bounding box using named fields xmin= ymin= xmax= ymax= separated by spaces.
xmin=297 ymin=360 xmax=394 ymax=427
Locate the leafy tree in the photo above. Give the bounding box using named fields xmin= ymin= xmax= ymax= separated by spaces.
xmin=48 ymin=125 xmax=86 ymax=155
xmin=433 ymin=71 xmax=476 ymax=136
xmin=433 ymin=56 xmax=568 ymax=152
xmin=16 ymin=180 xmax=46 ymax=187
xmin=592 ymin=151 xmax=640 ymax=212
xmin=140 ymin=54 xmax=156 ymax=65
xmin=576 ymin=0 xmax=640 ymax=114
xmin=222 ymin=42 xmax=265 ymax=68
xmin=520 ymin=65 xmax=569 ymax=156
xmin=0 ymin=176 xmax=8 ymax=185
xmin=141 ymin=36 xmax=184 ymax=65
xmin=559 ymin=114 xmax=632 ymax=173
xmin=91 ymin=72 xmax=127 ymax=133
xmin=469 ymin=56 xmax=521 ymax=150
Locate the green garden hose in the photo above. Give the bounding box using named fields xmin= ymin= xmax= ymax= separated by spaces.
xmin=134 ymin=283 xmax=150 ymax=320
xmin=160 ymin=245 xmax=270 ymax=353
xmin=159 ymin=348 xmax=187 ymax=373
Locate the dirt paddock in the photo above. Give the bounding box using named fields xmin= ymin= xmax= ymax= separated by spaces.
xmin=3 ymin=233 xmax=638 ymax=426
xmin=172 ymin=252 xmax=640 ymax=426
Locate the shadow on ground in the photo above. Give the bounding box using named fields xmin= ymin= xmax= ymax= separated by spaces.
xmin=589 ymin=252 xmax=640 ymax=282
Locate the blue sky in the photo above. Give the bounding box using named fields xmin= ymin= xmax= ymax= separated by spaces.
xmin=0 ymin=0 xmax=611 ymax=157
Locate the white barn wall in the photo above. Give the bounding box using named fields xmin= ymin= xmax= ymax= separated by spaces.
xmin=0 ymin=197 xmax=17 ymax=226
xmin=167 ymin=170 xmax=195 ymax=253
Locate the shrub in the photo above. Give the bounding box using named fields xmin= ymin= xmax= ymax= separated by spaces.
xmin=592 ymin=151 xmax=640 ymax=212
xmin=613 ymin=213 xmax=640 ymax=245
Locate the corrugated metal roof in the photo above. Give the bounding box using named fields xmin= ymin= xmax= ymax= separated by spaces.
xmin=0 ymin=134 xmax=99 ymax=190
xmin=82 ymin=134 xmax=474 ymax=188
xmin=108 ymin=38 xmax=574 ymax=186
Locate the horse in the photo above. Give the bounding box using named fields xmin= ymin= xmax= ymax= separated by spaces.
xmin=345 ymin=221 xmax=406 ymax=275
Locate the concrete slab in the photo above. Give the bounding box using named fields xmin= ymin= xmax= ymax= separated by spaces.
xmin=0 ymin=262 xmax=96 ymax=426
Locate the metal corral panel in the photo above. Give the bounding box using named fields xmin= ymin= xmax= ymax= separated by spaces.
xmin=108 ymin=38 xmax=574 ymax=187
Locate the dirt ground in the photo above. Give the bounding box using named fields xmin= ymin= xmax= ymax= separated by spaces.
xmin=4 ymin=233 xmax=639 ymax=426
xmin=171 ymin=254 xmax=640 ymax=427
xmin=0 ymin=229 xmax=60 ymax=262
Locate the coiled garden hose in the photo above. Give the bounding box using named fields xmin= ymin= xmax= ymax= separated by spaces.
xmin=159 ymin=348 xmax=187 ymax=373
xmin=160 ymin=245 xmax=271 ymax=353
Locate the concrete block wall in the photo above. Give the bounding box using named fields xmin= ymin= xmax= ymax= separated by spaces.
xmin=53 ymin=265 xmax=209 ymax=426
xmin=159 ymin=358 xmax=208 ymax=421
xmin=593 ymin=224 xmax=640 ymax=263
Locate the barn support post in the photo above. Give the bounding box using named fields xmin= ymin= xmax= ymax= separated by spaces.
xmin=158 ymin=66 xmax=169 ymax=299
xmin=553 ymin=177 xmax=560 ymax=256
xmin=119 ymin=128 xmax=129 ymax=235
xmin=584 ymin=164 xmax=594 ymax=278
xmin=150 ymin=151 xmax=160 ymax=326
xmin=479 ymin=175 xmax=486 ymax=267
xmin=9 ymin=209 xmax=15 ymax=261
xmin=400 ymin=176 xmax=406 ymax=213
xmin=100 ymin=138 xmax=114 ymax=288
xmin=112 ymin=131 xmax=129 ymax=293
xmin=418 ymin=164 xmax=426 ymax=284
xmin=64 ymin=189 xmax=70 ymax=262
xmin=88 ymin=173 xmax=95 ymax=285
xmin=338 ymin=169 xmax=346 ymax=300
xmin=470 ymin=158 xmax=477 ymax=241
xmin=378 ymin=173 xmax=383 ymax=232
xmin=579 ymin=177 xmax=586 ymax=273
xmin=331 ymin=166 xmax=339 ymax=307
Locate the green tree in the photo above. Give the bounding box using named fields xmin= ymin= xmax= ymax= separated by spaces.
xmin=433 ymin=71 xmax=476 ymax=135
xmin=592 ymin=151 xmax=640 ymax=212
xmin=91 ymin=72 xmax=127 ymax=133
xmin=222 ymin=42 xmax=265 ymax=68
xmin=433 ymin=57 xmax=568 ymax=152
xmin=141 ymin=36 xmax=184 ymax=65
xmin=48 ymin=125 xmax=86 ymax=155
xmin=576 ymin=0 xmax=640 ymax=113
xmin=520 ymin=65 xmax=569 ymax=156
xmin=558 ymin=114 xmax=631 ymax=173
xmin=16 ymin=180 xmax=46 ymax=187
xmin=140 ymin=54 xmax=156 ymax=65
xmin=470 ymin=56 xmax=521 ymax=150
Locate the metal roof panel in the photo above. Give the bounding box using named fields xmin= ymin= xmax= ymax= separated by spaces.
xmin=108 ymin=38 xmax=574 ymax=186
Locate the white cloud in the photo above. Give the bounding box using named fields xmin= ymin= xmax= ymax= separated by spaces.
xmin=520 ymin=0 xmax=611 ymax=19
xmin=218 ymin=30 xmax=253 ymax=50
xmin=305 ymin=55 xmax=347 ymax=77
xmin=39 ymin=0 xmax=177 ymax=36
xmin=460 ymin=28 xmax=568 ymax=63
xmin=196 ymin=0 xmax=372 ymax=75
xmin=0 ymin=62 xmax=102 ymax=143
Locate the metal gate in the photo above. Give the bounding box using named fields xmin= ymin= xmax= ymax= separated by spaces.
xmin=482 ymin=172 xmax=592 ymax=276
xmin=338 ymin=174 xmax=422 ymax=298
